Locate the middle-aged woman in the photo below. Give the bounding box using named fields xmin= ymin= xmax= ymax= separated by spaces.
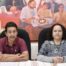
xmin=37 ymin=23 xmax=66 ymax=63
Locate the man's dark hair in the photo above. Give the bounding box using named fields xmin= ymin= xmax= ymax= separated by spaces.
xmin=5 ymin=22 xmax=18 ymax=32
xmin=49 ymin=23 xmax=66 ymax=40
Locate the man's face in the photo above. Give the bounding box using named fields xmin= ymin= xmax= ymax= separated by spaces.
xmin=6 ymin=27 xmax=18 ymax=42
xmin=28 ymin=1 xmax=36 ymax=8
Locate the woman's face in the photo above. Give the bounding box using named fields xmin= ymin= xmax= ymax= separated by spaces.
xmin=52 ymin=25 xmax=63 ymax=40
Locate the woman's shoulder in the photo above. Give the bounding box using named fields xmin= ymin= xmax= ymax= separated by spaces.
xmin=43 ymin=40 xmax=55 ymax=45
xmin=43 ymin=40 xmax=52 ymax=45
xmin=41 ymin=40 xmax=53 ymax=49
xmin=63 ymin=40 xmax=66 ymax=43
xmin=44 ymin=40 xmax=53 ymax=43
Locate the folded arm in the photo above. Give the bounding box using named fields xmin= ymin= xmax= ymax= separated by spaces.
xmin=0 ymin=51 xmax=29 ymax=62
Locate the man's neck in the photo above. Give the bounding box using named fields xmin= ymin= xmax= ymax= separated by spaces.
xmin=8 ymin=40 xmax=14 ymax=46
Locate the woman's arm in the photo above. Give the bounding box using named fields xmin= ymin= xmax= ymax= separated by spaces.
xmin=37 ymin=41 xmax=53 ymax=62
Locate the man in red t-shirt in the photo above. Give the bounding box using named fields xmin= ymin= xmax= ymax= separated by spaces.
xmin=0 ymin=22 xmax=29 ymax=61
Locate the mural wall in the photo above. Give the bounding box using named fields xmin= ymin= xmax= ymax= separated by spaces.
xmin=0 ymin=0 xmax=66 ymax=41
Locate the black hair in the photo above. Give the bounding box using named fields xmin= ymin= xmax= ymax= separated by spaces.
xmin=49 ymin=23 xmax=66 ymax=40
xmin=5 ymin=22 xmax=18 ymax=32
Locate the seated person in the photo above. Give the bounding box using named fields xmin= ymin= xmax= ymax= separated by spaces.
xmin=37 ymin=2 xmax=53 ymax=26
xmin=38 ymin=2 xmax=53 ymax=18
xmin=47 ymin=0 xmax=59 ymax=13
xmin=20 ymin=0 xmax=37 ymax=25
xmin=54 ymin=4 xmax=66 ymax=27
xmin=0 ymin=22 xmax=29 ymax=61
xmin=9 ymin=6 xmax=21 ymax=17
xmin=37 ymin=23 xmax=66 ymax=63
xmin=20 ymin=0 xmax=38 ymax=40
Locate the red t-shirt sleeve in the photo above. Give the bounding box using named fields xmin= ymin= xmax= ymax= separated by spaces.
xmin=0 ymin=39 xmax=3 ymax=53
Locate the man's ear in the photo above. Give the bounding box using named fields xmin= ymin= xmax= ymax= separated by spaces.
xmin=16 ymin=29 xmax=18 ymax=35
xmin=5 ymin=32 xmax=7 ymax=36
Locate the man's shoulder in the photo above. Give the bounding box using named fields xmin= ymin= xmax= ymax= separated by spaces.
xmin=17 ymin=37 xmax=24 ymax=40
xmin=0 ymin=37 xmax=6 ymax=41
xmin=16 ymin=37 xmax=26 ymax=46
xmin=0 ymin=37 xmax=6 ymax=44
xmin=17 ymin=37 xmax=25 ymax=43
